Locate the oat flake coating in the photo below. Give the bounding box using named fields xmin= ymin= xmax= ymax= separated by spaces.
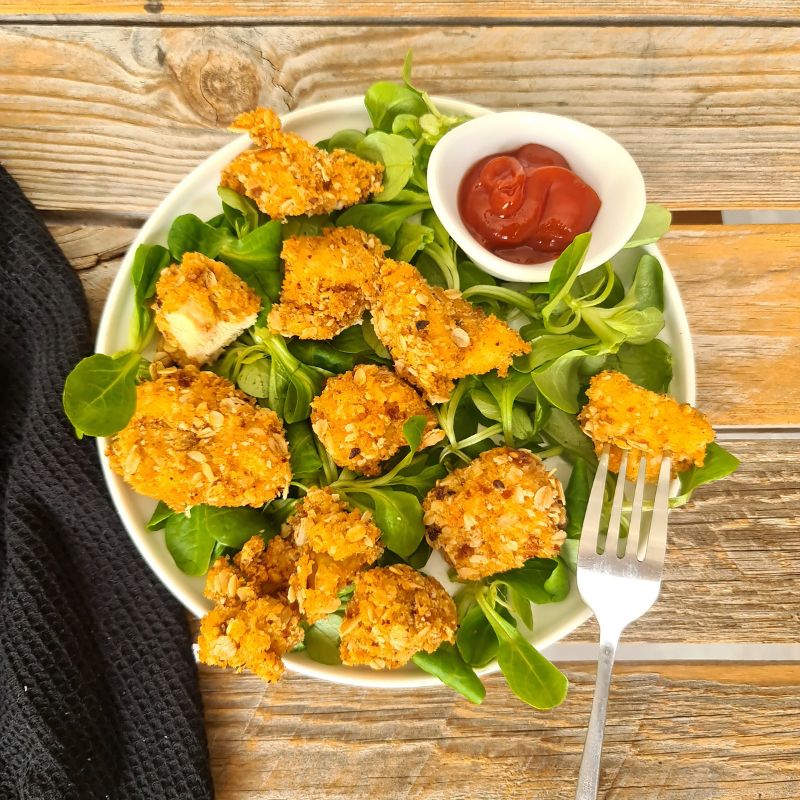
xmin=285 ymin=486 xmax=383 ymax=562
xmin=204 ymin=534 xmax=300 ymax=606
xmin=268 ymin=227 xmax=385 ymax=340
xmin=339 ymin=565 xmax=457 ymax=670
xmin=422 ymin=446 xmax=566 ymax=581
xmin=153 ymin=251 xmax=261 ymax=366
xmin=365 ymin=258 xmax=530 ymax=403
xmin=284 ymin=487 xmax=383 ymax=623
xmin=288 ymin=548 xmax=369 ymax=625
xmin=578 ymin=370 xmax=715 ymax=482
xmin=220 ymin=108 xmax=383 ymax=219
xmin=311 ymin=364 xmax=444 ymax=476
xmin=197 ymin=596 xmax=302 ymax=683
xmin=107 ymin=366 xmax=291 ymax=512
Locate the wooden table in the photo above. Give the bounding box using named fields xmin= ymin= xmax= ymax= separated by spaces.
xmin=2 ymin=4 xmax=799 ymax=797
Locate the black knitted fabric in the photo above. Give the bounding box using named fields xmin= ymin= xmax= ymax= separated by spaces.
xmin=0 ymin=165 xmax=213 ymax=799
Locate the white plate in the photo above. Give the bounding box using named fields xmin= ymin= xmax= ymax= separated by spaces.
xmin=96 ymin=96 xmax=695 ymax=689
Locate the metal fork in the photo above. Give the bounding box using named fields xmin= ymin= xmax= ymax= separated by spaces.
xmin=575 ymin=446 xmax=672 ymax=800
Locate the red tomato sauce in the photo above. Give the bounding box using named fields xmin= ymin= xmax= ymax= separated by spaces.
xmin=457 ymin=143 xmax=601 ymax=264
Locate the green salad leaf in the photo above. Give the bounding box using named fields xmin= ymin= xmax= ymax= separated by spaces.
xmin=672 ymin=442 xmax=740 ymax=508
xmin=603 ymin=339 xmax=673 ymax=393
xmin=130 ymin=243 xmax=171 ymax=348
xmin=164 ymin=505 xmax=275 ymax=576
xmin=412 ymin=643 xmax=486 ymax=705
xmin=476 ymin=590 xmax=568 ymax=710
xmin=305 ymin=613 xmax=344 ymax=665
xmin=146 ymin=500 xmax=173 ymax=532
xmin=336 ymin=199 xmax=432 ymax=247
xmin=456 ymin=604 xmax=500 ymax=668
xmin=624 ymin=203 xmax=672 ymax=248
xmin=348 ymin=488 xmax=425 ymax=558
xmin=497 ymin=558 xmax=570 ymax=605
xmin=62 ymin=350 xmax=142 ymax=438
xmin=365 ymin=82 xmax=428 ymax=132
xmin=166 ymin=213 xmax=282 ymax=304
xmin=564 ymin=458 xmax=593 ymax=539
xmin=355 ymin=131 xmax=416 ymax=202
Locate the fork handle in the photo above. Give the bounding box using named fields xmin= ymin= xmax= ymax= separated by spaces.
xmin=575 ymin=633 xmax=620 ymax=799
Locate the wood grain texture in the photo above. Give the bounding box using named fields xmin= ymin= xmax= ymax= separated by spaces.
xmin=661 ymin=225 xmax=800 ymax=427
xmin=4 ymin=25 xmax=800 ymax=212
xmin=53 ymin=222 xmax=800 ymax=427
xmin=199 ymin=663 xmax=800 ymax=799
xmin=2 ymin=0 xmax=798 ymax=22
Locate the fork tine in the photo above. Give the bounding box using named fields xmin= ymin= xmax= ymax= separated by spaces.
xmin=578 ymin=446 xmax=610 ymax=559
xmin=603 ymin=450 xmax=628 ymax=556
xmin=642 ymin=455 xmax=672 ymax=564
xmin=624 ymin=454 xmax=648 ymax=559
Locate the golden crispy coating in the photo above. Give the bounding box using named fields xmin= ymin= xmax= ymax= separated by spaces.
xmin=423 ymin=447 xmax=566 ymax=581
xmin=204 ymin=534 xmax=300 ymax=606
xmin=107 ymin=367 xmax=291 ymax=512
xmin=153 ymin=252 xmax=261 ymax=366
xmin=285 ymin=486 xmax=383 ymax=562
xmin=339 ymin=565 xmax=457 ymax=670
xmin=197 ymin=596 xmax=303 ymax=683
xmin=268 ymin=227 xmax=385 ymax=339
xmin=283 ymin=487 xmax=383 ymax=623
xmin=221 ymin=108 xmax=383 ymax=219
xmin=365 ymin=259 xmax=530 ymax=403
xmin=288 ymin=548 xmax=367 ymax=625
xmin=311 ymin=364 xmax=444 ymax=476
xmin=578 ymin=370 xmax=715 ymax=482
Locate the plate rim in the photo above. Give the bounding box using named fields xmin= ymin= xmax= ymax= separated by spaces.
xmin=95 ymin=95 xmax=695 ymax=689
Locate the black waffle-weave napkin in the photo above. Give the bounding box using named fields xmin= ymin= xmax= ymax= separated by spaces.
xmin=0 ymin=165 xmax=213 ymax=799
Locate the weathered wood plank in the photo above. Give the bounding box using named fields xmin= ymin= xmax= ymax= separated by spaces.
xmin=2 ymin=0 xmax=797 ymax=22
xmin=4 ymin=25 xmax=800 ymax=212
xmin=54 ymin=222 xmax=800 ymax=428
xmin=199 ymin=662 xmax=800 ymax=799
xmin=661 ymin=225 xmax=800 ymax=428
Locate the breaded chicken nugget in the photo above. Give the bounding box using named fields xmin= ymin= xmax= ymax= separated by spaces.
xmin=204 ymin=534 xmax=300 ymax=606
xmin=289 ymin=549 xmax=369 ymax=624
xmin=578 ymin=370 xmax=715 ymax=481
xmin=286 ymin=486 xmax=383 ymax=562
xmin=197 ymin=596 xmax=302 ymax=683
xmin=107 ymin=367 xmax=291 ymax=512
xmin=284 ymin=487 xmax=383 ymax=623
xmin=220 ymin=108 xmax=383 ymax=219
xmin=268 ymin=227 xmax=385 ymax=339
xmin=366 ymin=259 xmax=530 ymax=402
xmin=339 ymin=565 xmax=457 ymax=670
xmin=153 ymin=252 xmax=261 ymax=366
xmin=311 ymin=364 xmax=444 ymax=476
xmin=423 ymin=447 xmax=566 ymax=581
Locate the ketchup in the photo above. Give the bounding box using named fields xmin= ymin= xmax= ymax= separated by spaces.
xmin=458 ymin=143 xmax=601 ymax=264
